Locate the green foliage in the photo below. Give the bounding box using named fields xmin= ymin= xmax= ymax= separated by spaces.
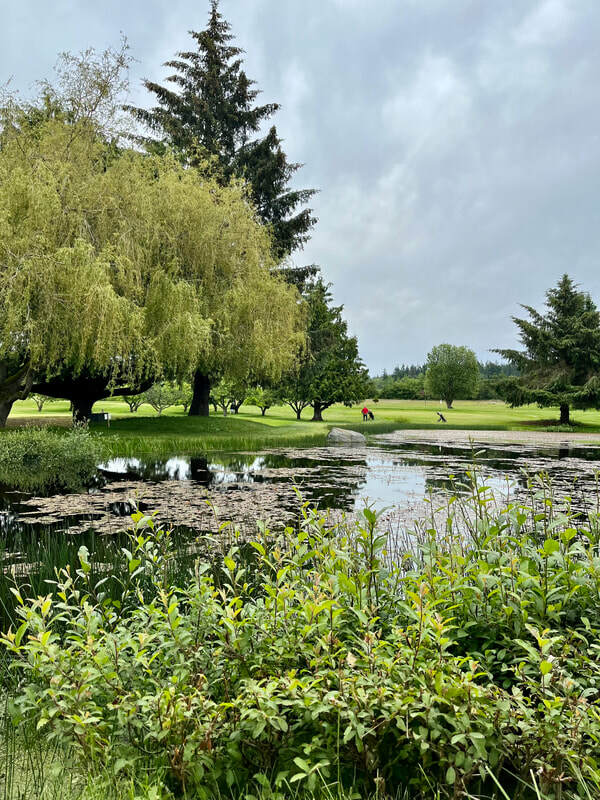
xmin=209 ymin=378 xmax=248 ymax=415
xmin=142 ymin=383 xmax=186 ymax=417
xmin=0 ymin=427 xmax=102 ymax=492
xmin=280 ymin=278 xmax=369 ymax=420
xmin=122 ymin=393 xmax=145 ymax=413
xmin=246 ymin=386 xmax=282 ymax=416
xmin=0 ymin=47 xmax=303 ymax=424
xmin=425 ymin=344 xmax=479 ymax=408
xmin=125 ymin=1 xmax=316 ymax=258
xmin=4 ymin=483 xmax=600 ymax=798
xmin=495 ymin=275 xmax=600 ymax=424
xmin=29 ymin=393 xmax=57 ymax=412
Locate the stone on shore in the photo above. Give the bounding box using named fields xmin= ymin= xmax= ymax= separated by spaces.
xmin=327 ymin=427 xmax=366 ymax=446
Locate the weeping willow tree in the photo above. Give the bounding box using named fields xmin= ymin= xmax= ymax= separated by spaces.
xmin=0 ymin=47 xmax=304 ymax=424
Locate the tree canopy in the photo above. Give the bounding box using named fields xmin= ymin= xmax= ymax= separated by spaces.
xmin=0 ymin=47 xmax=303 ymax=424
xmin=494 ymin=275 xmax=600 ymax=425
xmin=425 ymin=344 xmax=479 ymax=409
xmin=126 ymin=0 xmax=316 ymax=260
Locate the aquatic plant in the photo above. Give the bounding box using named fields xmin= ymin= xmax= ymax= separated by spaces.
xmin=0 ymin=427 xmax=103 ymax=493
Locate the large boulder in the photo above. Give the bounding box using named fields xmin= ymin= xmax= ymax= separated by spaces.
xmin=327 ymin=427 xmax=366 ymax=446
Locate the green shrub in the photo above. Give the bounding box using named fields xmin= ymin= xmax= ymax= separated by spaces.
xmin=3 ymin=483 xmax=600 ymax=798
xmin=0 ymin=426 xmax=103 ymax=492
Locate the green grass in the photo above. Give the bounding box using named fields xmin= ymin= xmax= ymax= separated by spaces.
xmin=7 ymin=398 xmax=600 ymax=458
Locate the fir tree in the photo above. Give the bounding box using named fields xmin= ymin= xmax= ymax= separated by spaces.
xmin=279 ymin=278 xmax=369 ymax=421
xmin=126 ymin=0 xmax=316 ymax=258
xmin=495 ymin=275 xmax=600 ymax=425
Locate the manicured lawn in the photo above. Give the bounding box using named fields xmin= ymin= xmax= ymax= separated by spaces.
xmin=7 ymin=398 xmax=600 ymax=455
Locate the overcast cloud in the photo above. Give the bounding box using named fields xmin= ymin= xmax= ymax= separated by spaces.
xmin=4 ymin=0 xmax=600 ymax=373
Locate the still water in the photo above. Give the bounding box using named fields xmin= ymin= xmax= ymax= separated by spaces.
xmin=1 ymin=433 xmax=599 ymax=626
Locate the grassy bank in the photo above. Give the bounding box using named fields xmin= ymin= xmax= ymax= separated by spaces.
xmin=6 ymin=398 xmax=600 ymax=457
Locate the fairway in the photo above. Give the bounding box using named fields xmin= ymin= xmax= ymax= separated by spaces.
xmin=7 ymin=397 xmax=600 ymax=457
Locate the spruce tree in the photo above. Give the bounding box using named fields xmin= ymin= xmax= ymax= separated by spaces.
xmin=279 ymin=278 xmax=369 ymax=422
xmin=126 ymin=0 xmax=316 ymax=258
xmin=495 ymin=275 xmax=600 ymax=425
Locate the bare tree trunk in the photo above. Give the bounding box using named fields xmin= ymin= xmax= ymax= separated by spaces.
xmin=445 ymin=398 xmax=454 ymax=409
xmin=560 ymin=403 xmax=570 ymax=425
xmin=71 ymin=395 xmax=97 ymax=424
xmin=0 ymin=363 xmax=32 ymax=428
xmin=311 ymin=402 xmax=324 ymax=422
xmin=189 ymin=370 xmax=211 ymax=417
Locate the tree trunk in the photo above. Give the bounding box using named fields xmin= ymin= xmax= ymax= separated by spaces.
xmin=445 ymin=399 xmax=453 ymax=409
xmin=71 ymin=395 xmax=96 ymax=424
xmin=261 ymin=407 xmax=267 ymax=416
xmin=560 ymin=403 xmax=570 ymax=425
xmin=311 ymin=402 xmax=324 ymax=422
xmin=0 ymin=363 xmax=32 ymax=428
xmin=189 ymin=370 xmax=211 ymax=417
xmin=296 ymin=408 xmax=302 ymax=420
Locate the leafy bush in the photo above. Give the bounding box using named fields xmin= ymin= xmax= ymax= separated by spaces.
xmin=3 ymin=482 xmax=600 ymax=798
xmin=0 ymin=426 xmax=102 ymax=492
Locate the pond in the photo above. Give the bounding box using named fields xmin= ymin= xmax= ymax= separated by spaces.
xmin=1 ymin=430 xmax=599 ymax=625
xmin=3 ymin=430 xmax=600 ymax=533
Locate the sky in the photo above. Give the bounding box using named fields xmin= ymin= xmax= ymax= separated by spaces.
xmin=3 ymin=0 xmax=600 ymax=374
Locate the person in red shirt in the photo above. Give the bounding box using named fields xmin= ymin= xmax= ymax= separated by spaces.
xmin=362 ymin=406 xmax=369 ymax=421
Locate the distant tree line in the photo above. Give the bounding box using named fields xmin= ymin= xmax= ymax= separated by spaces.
xmin=371 ymin=360 xmax=518 ymax=400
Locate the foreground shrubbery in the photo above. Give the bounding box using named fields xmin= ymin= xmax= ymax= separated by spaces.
xmin=2 ymin=481 xmax=600 ymax=799
xmin=0 ymin=426 xmax=102 ymax=492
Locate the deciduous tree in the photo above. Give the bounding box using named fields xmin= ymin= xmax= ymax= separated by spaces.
xmin=425 ymin=344 xmax=479 ymax=409
xmin=126 ymin=1 xmax=314 ymax=415
xmin=0 ymin=47 xmax=303 ymax=424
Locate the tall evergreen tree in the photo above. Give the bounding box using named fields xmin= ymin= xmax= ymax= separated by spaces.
xmin=126 ymin=0 xmax=316 ymax=259
xmin=279 ymin=278 xmax=369 ymax=422
xmin=494 ymin=275 xmax=600 ymax=425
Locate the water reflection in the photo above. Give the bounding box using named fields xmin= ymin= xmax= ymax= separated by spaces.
xmin=95 ymin=439 xmax=600 ymax=513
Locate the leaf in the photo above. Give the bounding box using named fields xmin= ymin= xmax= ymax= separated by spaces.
xmin=224 ymin=556 xmax=235 ymax=571
xmin=113 ymin=758 xmax=131 ymax=775
xmin=540 ymin=659 xmax=553 ymax=676
xmin=446 ymin=766 xmax=456 ymax=784
xmin=542 ymin=539 xmax=559 ymax=556
xmin=293 ymin=757 xmax=310 ymax=774
xmin=14 ymin=622 xmax=28 ymax=647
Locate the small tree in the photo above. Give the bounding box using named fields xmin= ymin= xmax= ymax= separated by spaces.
xmin=246 ymin=386 xmax=281 ymax=416
xmin=494 ymin=275 xmax=600 ymax=425
xmin=30 ymin=393 xmax=56 ymax=413
xmin=142 ymin=383 xmax=181 ymax=416
xmin=122 ymin=394 xmax=145 ymax=413
xmin=425 ymin=344 xmax=479 ymax=408
xmin=210 ymin=379 xmax=236 ymax=416
xmin=173 ymin=383 xmax=193 ymax=414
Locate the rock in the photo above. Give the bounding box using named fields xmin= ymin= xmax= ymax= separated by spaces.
xmin=327 ymin=427 xmax=366 ymax=446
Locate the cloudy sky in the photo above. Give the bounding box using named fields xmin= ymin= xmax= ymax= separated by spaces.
xmin=4 ymin=0 xmax=600 ymax=373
